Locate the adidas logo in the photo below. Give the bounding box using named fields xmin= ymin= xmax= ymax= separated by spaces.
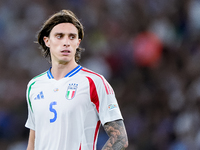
xmin=34 ymin=91 xmax=44 ymax=100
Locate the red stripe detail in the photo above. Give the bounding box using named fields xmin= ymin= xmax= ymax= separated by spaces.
xmin=86 ymin=76 xmax=99 ymax=113
xmin=82 ymin=68 xmax=109 ymax=94
xmin=79 ymin=144 xmax=81 ymax=150
xmin=93 ymin=120 xmax=101 ymax=150
xmin=105 ymin=79 xmax=114 ymax=94
xmin=71 ymin=91 xmax=75 ymax=98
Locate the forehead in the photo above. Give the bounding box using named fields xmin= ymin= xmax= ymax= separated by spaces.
xmin=50 ymin=23 xmax=78 ymax=34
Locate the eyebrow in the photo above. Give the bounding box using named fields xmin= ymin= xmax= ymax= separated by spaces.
xmin=68 ymin=33 xmax=77 ymax=37
xmin=54 ymin=32 xmax=77 ymax=36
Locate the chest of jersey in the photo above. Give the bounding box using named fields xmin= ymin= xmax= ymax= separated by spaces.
xmin=30 ymin=76 xmax=95 ymax=125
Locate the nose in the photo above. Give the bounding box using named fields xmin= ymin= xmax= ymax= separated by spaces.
xmin=63 ymin=38 xmax=70 ymax=47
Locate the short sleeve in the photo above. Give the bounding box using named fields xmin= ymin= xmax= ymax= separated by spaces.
xmin=95 ymin=76 xmax=123 ymax=125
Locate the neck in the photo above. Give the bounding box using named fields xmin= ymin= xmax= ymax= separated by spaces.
xmin=51 ymin=61 xmax=78 ymax=80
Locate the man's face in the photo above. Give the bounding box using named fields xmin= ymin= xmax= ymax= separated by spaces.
xmin=44 ymin=23 xmax=81 ymax=65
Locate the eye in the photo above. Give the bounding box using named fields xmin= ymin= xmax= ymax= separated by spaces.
xmin=56 ymin=34 xmax=63 ymax=39
xmin=69 ymin=35 xmax=75 ymax=40
xmin=57 ymin=35 xmax=61 ymax=39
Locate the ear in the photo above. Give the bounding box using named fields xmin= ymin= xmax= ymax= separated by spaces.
xmin=43 ymin=36 xmax=50 ymax=47
xmin=77 ymin=39 xmax=81 ymax=48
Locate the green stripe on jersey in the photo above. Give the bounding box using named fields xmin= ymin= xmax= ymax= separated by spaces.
xmin=33 ymin=71 xmax=47 ymax=79
xmin=28 ymin=81 xmax=36 ymax=112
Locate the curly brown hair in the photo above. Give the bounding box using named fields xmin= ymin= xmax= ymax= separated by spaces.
xmin=37 ymin=10 xmax=84 ymax=63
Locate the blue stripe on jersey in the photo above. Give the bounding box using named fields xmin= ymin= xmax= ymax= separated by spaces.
xmin=68 ymin=65 xmax=83 ymax=77
xmin=65 ymin=65 xmax=82 ymax=77
xmin=47 ymin=65 xmax=82 ymax=79
xmin=47 ymin=67 xmax=53 ymax=79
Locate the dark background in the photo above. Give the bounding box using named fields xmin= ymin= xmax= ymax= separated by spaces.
xmin=0 ymin=0 xmax=200 ymax=150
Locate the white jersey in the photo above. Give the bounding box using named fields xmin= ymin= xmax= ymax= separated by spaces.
xmin=25 ymin=65 xmax=123 ymax=150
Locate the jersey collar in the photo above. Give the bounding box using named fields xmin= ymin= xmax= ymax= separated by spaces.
xmin=47 ymin=65 xmax=83 ymax=79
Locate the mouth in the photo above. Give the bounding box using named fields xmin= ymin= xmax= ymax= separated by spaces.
xmin=61 ymin=50 xmax=70 ymax=55
xmin=61 ymin=50 xmax=70 ymax=53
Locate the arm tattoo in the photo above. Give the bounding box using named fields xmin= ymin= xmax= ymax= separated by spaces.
xmin=102 ymin=120 xmax=128 ymax=150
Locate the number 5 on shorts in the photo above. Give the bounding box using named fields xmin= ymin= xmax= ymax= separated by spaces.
xmin=49 ymin=101 xmax=57 ymax=123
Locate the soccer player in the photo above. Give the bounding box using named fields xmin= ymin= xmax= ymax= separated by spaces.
xmin=25 ymin=10 xmax=128 ymax=150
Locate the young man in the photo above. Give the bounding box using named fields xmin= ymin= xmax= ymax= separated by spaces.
xmin=25 ymin=10 xmax=128 ymax=150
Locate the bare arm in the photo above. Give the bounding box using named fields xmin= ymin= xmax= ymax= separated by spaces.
xmin=102 ymin=119 xmax=128 ymax=150
xmin=27 ymin=129 xmax=35 ymax=150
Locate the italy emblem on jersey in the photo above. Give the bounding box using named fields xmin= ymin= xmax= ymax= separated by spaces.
xmin=66 ymin=83 xmax=78 ymax=100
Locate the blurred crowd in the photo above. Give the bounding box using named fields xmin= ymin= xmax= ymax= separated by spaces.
xmin=0 ymin=0 xmax=200 ymax=149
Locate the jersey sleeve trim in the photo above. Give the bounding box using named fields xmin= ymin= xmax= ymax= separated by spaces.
xmin=82 ymin=68 xmax=113 ymax=95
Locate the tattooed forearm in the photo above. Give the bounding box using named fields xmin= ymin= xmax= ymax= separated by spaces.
xmin=102 ymin=120 xmax=128 ymax=150
xmin=113 ymin=141 xmax=125 ymax=149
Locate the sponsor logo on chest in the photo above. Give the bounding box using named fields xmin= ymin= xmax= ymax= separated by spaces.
xmin=66 ymin=83 xmax=78 ymax=100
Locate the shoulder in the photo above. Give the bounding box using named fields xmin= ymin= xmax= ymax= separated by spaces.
xmin=80 ymin=67 xmax=106 ymax=82
xmin=80 ymin=67 xmax=114 ymax=95
xmin=27 ymin=71 xmax=48 ymax=87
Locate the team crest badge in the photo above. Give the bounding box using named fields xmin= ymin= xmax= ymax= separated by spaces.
xmin=66 ymin=83 xmax=78 ymax=100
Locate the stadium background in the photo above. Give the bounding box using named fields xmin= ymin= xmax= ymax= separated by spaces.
xmin=0 ymin=0 xmax=200 ymax=149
